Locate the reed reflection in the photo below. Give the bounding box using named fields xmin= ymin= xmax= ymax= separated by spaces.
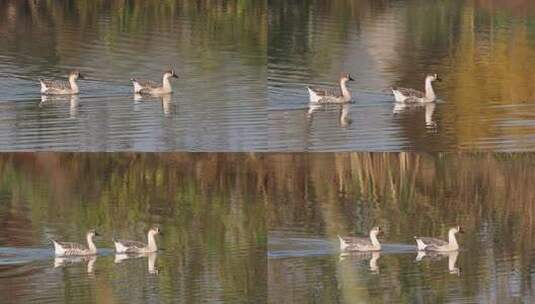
xmin=267 ymin=153 xmax=535 ymax=303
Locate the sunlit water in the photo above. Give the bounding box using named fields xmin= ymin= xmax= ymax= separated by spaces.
xmin=0 ymin=0 xmax=267 ymax=151
xmin=0 ymin=154 xmax=266 ymax=303
xmin=268 ymin=0 xmax=535 ymax=151
xmin=267 ymin=153 xmax=535 ymax=303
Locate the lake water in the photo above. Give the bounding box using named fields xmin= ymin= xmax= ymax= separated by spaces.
xmin=0 ymin=154 xmax=266 ymax=303
xmin=268 ymin=0 xmax=535 ymax=151
xmin=3 ymin=1 xmax=535 ymax=151
xmin=267 ymin=153 xmax=535 ymax=303
xmin=0 ymin=0 xmax=267 ymax=151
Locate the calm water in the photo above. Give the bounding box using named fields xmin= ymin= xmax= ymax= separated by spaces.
xmin=266 ymin=153 xmax=535 ymax=303
xmin=4 ymin=1 xmax=535 ymax=152
xmin=0 ymin=0 xmax=267 ymax=151
xmin=0 ymin=154 xmax=266 ymax=303
xmin=268 ymin=0 xmax=535 ymax=151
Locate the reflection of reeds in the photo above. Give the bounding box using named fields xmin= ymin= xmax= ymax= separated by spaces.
xmin=266 ymin=153 xmax=535 ymax=303
xmin=265 ymin=153 xmax=535 ymax=250
xmin=0 ymin=153 xmax=266 ymax=302
xmin=0 ymin=0 xmax=266 ymax=66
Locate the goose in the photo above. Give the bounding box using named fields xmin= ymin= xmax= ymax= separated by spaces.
xmin=51 ymin=230 xmax=99 ymax=256
xmin=414 ymin=226 xmax=464 ymax=252
xmin=307 ymin=73 xmax=354 ymax=104
xmin=131 ymin=70 xmax=178 ymax=95
xmin=40 ymin=70 xmax=84 ymax=95
xmin=338 ymin=226 xmax=383 ymax=252
xmin=114 ymin=226 xmax=162 ymax=253
xmin=392 ymin=74 xmax=441 ymax=103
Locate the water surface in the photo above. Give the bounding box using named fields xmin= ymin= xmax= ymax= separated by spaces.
xmin=268 ymin=0 xmax=535 ymax=151
xmin=0 ymin=153 xmax=266 ymax=303
xmin=266 ymin=153 xmax=535 ymax=303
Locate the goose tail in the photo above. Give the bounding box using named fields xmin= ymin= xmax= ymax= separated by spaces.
xmin=307 ymin=87 xmax=321 ymax=103
xmin=337 ymin=235 xmax=348 ymax=250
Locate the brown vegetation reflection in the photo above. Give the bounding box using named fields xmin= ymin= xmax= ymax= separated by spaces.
xmin=0 ymin=153 xmax=266 ymax=303
xmin=269 ymin=0 xmax=535 ymax=150
xmin=266 ymin=153 xmax=535 ymax=302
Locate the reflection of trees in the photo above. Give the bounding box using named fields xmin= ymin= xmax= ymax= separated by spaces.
xmin=0 ymin=153 xmax=266 ymax=303
xmin=269 ymin=0 xmax=535 ymax=149
xmin=0 ymin=0 xmax=266 ymax=68
xmin=266 ymin=153 xmax=535 ymax=302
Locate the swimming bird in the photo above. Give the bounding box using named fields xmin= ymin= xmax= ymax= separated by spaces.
xmin=40 ymin=70 xmax=84 ymax=95
xmin=414 ymin=226 xmax=464 ymax=252
xmin=131 ymin=70 xmax=178 ymax=95
xmin=114 ymin=226 xmax=162 ymax=253
xmin=307 ymin=73 xmax=354 ymax=104
xmin=51 ymin=230 xmax=99 ymax=256
xmin=392 ymin=74 xmax=441 ymax=103
xmin=338 ymin=226 xmax=383 ymax=252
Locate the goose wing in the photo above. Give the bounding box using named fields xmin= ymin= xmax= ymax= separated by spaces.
xmin=340 ymin=236 xmax=372 ymax=247
xmin=116 ymin=239 xmax=146 ymax=250
xmin=308 ymin=86 xmax=341 ymax=98
xmin=41 ymin=79 xmax=71 ymax=89
xmin=418 ymin=237 xmax=448 ymax=247
xmin=394 ymin=87 xmax=425 ymax=99
xmin=132 ymin=79 xmax=160 ymax=89
xmin=55 ymin=241 xmax=87 ymax=250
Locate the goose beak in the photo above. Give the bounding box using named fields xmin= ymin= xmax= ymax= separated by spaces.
xmin=458 ymin=227 xmax=464 ymax=234
xmin=94 ymin=232 xmax=100 ymax=236
xmin=172 ymin=73 xmax=178 ymax=79
xmin=78 ymin=74 xmax=85 ymax=79
xmin=435 ymin=77 xmax=442 ymax=82
xmin=348 ymin=76 xmax=355 ymax=81
xmin=159 ymin=231 xmax=164 ymax=236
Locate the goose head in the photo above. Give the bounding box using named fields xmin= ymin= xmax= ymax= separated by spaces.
xmin=340 ymin=72 xmax=355 ymax=83
xmin=451 ymin=226 xmax=464 ymax=234
xmin=148 ymin=226 xmax=163 ymax=236
xmin=426 ymin=73 xmax=442 ymax=82
xmin=87 ymin=229 xmax=100 ymax=238
xmin=69 ymin=70 xmax=84 ymax=80
xmin=163 ymin=69 xmax=179 ymax=80
xmin=370 ymin=226 xmax=383 ymax=237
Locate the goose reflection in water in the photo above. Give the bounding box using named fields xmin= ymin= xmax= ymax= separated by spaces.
xmin=415 ymin=250 xmax=460 ymax=276
xmin=54 ymin=255 xmax=97 ymax=274
xmin=134 ymin=93 xmax=175 ymax=116
xmin=307 ymin=103 xmax=352 ymax=127
xmin=40 ymin=94 xmax=80 ymax=119
xmin=339 ymin=251 xmax=381 ymax=273
xmin=393 ymin=101 xmax=436 ymax=129
xmin=114 ymin=252 xmax=159 ymax=275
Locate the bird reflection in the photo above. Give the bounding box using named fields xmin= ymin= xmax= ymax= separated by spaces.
xmin=114 ymin=252 xmax=159 ymax=275
xmin=307 ymin=103 xmax=352 ymax=127
xmin=40 ymin=94 xmax=80 ymax=118
xmin=339 ymin=251 xmax=381 ymax=273
xmin=133 ymin=93 xmax=175 ymax=116
xmin=392 ymin=102 xmax=436 ymax=128
xmin=415 ymin=250 xmax=460 ymax=275
xmin=53 ymin=255 xmax=97 ymax=274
